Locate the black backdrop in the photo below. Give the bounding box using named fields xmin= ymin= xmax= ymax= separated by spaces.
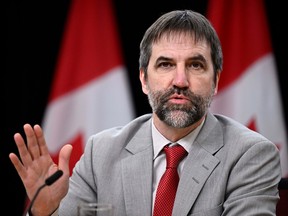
xmin=4 ymin=0 xmax=287 ymax=214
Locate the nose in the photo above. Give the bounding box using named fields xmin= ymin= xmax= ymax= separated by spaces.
xmin=172 ymin=66 xmax=189 ymax=88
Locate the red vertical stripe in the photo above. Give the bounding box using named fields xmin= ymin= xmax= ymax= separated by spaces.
xmin=207 ymin=0 xmax=271 ymax=91
xmin=43 ymin=0 xmax=134 ymax=172
xmin=50 ymin=0 xmax=123 ymax=100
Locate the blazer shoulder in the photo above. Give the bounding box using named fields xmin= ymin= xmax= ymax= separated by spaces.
xmin=213 ymin=113 xmax=275 ymax=146
xmin=86 ymin=114 xmax=152 ymax=147
xmin=214 ymin=114 xmax=268 ymax=140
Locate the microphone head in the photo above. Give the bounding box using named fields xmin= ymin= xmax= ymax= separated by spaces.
xmin=45 ymin=170 xmax=63 ymax=186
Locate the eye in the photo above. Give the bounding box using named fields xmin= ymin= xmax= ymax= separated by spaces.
xmin=188 ymin=61 xmax=204 ymax=70
xmin=158 ymin=61 xmax=173 ymax=68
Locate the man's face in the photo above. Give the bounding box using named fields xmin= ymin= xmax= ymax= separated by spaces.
xmin=140 ymin=33 xmax=219 ymax=128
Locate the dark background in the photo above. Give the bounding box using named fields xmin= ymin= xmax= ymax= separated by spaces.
xmin=4 ymin=0 xmax=287 ymax=214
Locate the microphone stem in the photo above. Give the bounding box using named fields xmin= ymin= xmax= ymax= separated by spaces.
xmin=26 ymin=183 xmax=46 ymax=215
xmin=22 ymin=170 xmax=63 ymax=216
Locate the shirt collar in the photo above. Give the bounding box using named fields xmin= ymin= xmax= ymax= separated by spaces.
xmin=152 ymin=118 xmax=205 ymax=159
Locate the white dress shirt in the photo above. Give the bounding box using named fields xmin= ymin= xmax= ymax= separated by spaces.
xmin=151 ymin=118 xmax=205 ymax=213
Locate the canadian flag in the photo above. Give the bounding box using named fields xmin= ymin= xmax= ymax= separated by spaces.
xmin=42 ymin=0 xmax=135 ymax=171
xmin=207 ymin=0 xmax=288 ymax=214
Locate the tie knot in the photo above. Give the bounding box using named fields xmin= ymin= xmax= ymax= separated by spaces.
xmin=164 ymin=144 xmax=187 ymax=169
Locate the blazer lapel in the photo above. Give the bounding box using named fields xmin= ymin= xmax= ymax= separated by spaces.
xmin=121 ymin=118 xmax=154 ymax=216
xmin=173 ymin=112 xmax=223 ymax=216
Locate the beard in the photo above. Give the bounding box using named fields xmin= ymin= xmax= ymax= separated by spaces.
xmin=147 ymin=86 xmax=214 ymax=128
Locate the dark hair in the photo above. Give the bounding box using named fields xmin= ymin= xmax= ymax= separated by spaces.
xmin=139 ymin=10 xmax=223 ymax=83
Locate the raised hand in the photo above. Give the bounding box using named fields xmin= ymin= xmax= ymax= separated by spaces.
xmin=9 ymin=124 xmax=73 ymax=216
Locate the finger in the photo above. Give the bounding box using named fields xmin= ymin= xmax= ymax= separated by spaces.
xmin=24 ymin=123 xmax=41 ymax=160
xmin=33 ymin=124 xmax=50 ymax=156
xmin=9 ymin=152 xmax=27 ymax=180
xmin=13 ymin=131 xmax=33 ymax=167
xmin=58 ymin=144 xmax=73 ymax=176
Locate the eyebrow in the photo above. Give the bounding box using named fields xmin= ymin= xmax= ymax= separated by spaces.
xmin=155 ymin=56 xmax=171 ymax=64
xmin=190 ymin=54 xmax=207 ymax=64
xmin=155 ymin=54 xmax=208 ymax=64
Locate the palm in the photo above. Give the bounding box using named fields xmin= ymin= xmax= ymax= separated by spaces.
xmin=9 ymin=124 xmax=72 ymax=215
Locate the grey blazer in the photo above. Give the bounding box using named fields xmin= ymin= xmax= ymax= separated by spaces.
xmin=59 ymin=112 xmax=281 ymax=216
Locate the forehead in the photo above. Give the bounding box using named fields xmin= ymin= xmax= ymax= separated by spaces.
xmin=151 ymin=32 xmax=211 ymax=57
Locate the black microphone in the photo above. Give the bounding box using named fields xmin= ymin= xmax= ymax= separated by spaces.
xmin=278 ymin=178 xmax=288 ymax=190
xmin=22 ymin=170 xmax=63 ymax=216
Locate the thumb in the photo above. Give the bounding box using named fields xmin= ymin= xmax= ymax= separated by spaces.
xmin=58 ymin=144 xmax=73 ymax=176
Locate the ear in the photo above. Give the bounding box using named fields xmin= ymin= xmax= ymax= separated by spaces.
xmin=214 ymin=72 xmax=221 ymax=95
xmin=139 ymin=69 xmax=149 ymax=95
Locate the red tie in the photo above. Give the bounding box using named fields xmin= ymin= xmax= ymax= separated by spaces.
xmin=153 ymin=144 xmax=187 ymax=216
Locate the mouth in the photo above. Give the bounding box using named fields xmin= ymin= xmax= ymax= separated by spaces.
xmin=168 ymin=94 xmax=191 ymax=104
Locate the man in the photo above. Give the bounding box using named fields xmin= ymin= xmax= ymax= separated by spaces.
xmin=9 ymin=10 xmax=281 ymax=216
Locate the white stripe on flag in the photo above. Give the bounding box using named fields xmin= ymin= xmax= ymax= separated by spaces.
xmin=43 ymin=66 xmax=134 ymax=154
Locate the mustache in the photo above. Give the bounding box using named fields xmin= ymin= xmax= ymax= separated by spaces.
xmin=160 ymin=87 xmax=194 ymax=103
